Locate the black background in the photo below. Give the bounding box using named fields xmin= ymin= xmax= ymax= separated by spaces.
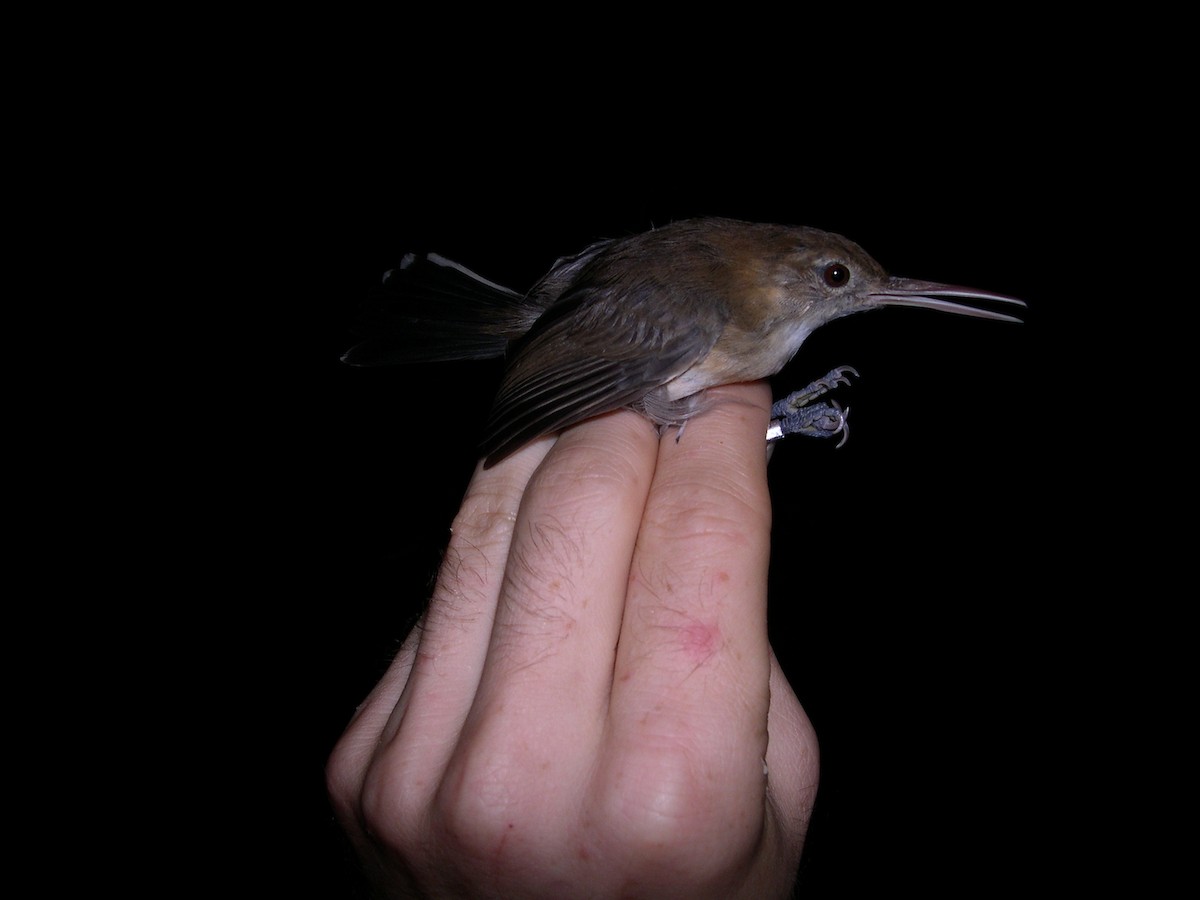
xmin=258 ymin=84 xmax=1119 ymax=896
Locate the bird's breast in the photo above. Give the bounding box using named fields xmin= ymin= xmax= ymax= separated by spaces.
xmin=663 ymin=317 xmax=814 ymax=401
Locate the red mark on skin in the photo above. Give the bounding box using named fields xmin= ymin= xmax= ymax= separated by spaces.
xmin=680 ymin=572 xmax=730 ymax=661
xmin=679 ymin=621 xmax=721 ymax=663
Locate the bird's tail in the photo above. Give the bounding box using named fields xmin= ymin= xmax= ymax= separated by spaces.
xmin=342 ymin=252 xmax=535 ymax=366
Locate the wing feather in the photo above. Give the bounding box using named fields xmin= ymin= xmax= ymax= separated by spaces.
xmin=481 ymin=278 xmax=729 ymax=464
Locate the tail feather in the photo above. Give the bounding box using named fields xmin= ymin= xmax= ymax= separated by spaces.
xmin=342 ymin=252 xmax=534 ymax=366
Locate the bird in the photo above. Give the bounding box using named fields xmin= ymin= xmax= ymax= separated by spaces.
xmin=342 ymin=217 xmax=1025 ymax=467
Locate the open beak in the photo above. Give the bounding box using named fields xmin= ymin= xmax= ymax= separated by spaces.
xmin=870 ymin=277 xmax=1026 ymax=323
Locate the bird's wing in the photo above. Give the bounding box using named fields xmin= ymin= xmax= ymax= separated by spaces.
xmin=481 ymin=279 xmax=729 ymax=465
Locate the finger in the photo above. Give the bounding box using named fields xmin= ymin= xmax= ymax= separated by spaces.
xmin=594 ymin=382 xmax=775 ymax=868
xmin=439 ymin=408 xmax=659 ymax=824
xmin=462 ymin=407 xmax=658 ymax=718
xmin=346 ymin=435 xmax=555 ymax=818
xmin=326 ymin=623 xmax=421 ymax=829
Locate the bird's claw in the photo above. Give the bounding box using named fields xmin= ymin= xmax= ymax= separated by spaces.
xmin=767 ymin=366 xmax=856 ymax=448
xmin=769 ymin=366 xmax=858 ymax=418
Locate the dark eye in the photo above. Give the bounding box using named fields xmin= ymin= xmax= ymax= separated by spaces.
xmin=823 ymin=263 xmax=850 ymax=287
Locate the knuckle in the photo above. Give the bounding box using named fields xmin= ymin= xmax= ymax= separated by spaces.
xmin=357 ymin=747 xmax=438 ymax=851
xmin=325 ymin=727 xmax=367 ymax=808
xmin=594 ymin=743 xmax=763 ymax=872
xmin=449 ymin=488 xmax=521 ymax=553
xmin=432 ymin=748 xmax=559 ymax=862
xmin=644 ymin=480 xmax=768 ymax=546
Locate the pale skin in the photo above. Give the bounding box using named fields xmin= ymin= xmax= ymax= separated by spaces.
xmin=326 ymin=381 xmax=820 ymax=899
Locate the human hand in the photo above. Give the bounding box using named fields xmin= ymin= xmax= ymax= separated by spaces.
xmin=326 ymin=381 xmax=819 ymax=898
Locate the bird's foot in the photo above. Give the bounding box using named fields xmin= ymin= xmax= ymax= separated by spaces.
xmin=767 ymin=367 xmax=857 ymax=448
xmin=770 ymin=366 xmax=858 ymax=418
xmin=767 ymin=401 xmax=850 ymax=448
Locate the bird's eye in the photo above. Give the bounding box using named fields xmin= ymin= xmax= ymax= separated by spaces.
xmin=823 ymin=263 xmax=850 ymax=287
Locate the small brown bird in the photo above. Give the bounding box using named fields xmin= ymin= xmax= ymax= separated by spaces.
xmin=343 ymin=217 xmax=1024 ymax=466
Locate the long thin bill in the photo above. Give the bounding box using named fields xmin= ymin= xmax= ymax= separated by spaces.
xmin=870 ymin=277 xmax=1027 ymax=323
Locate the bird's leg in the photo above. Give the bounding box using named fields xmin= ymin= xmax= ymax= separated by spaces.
xmin=767 ymin=401 xmax=850 ymax=447
xmin=767 ymin=366 xmax=858 ymax=448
